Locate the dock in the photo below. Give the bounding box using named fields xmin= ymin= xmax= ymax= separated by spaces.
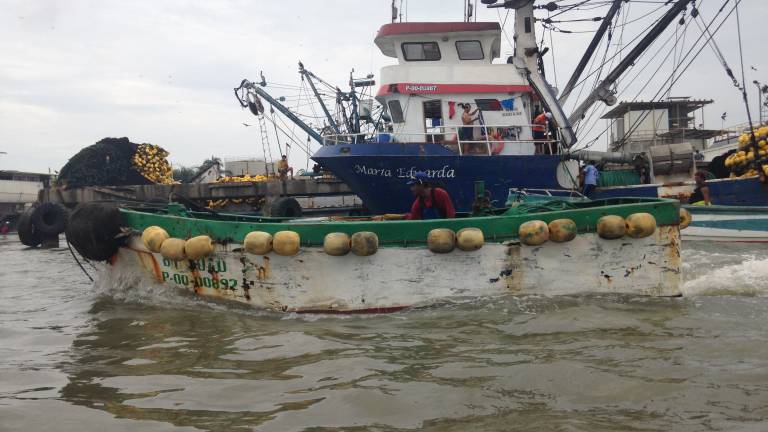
xmin=40 ymin=179 xmax=361 ymax=216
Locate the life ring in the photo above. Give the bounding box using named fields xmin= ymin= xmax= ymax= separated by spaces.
xmin=17 ymin=208 xmax=41 ymax=247
xmin=31 ymin=203 xmax=69 ymax=236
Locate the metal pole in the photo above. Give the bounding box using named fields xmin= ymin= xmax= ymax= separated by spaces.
xmin=558 ymin=0 xmax=623 ymax=105
xmin=754 ymin=80 xmax=763 ymax=124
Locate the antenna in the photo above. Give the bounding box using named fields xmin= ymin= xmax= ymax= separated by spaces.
xmin=391 ymin=0 xmax=397 ymax=23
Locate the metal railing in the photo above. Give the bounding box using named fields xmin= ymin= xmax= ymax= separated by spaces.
xmin=322 ymin=124 xmax=563 ymax=156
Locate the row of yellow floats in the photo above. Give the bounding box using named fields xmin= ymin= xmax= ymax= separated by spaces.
xmin=140 ymin=209 xmax=691 ymax=260
xmin=518 ymin=209 xmax=691 ymax=246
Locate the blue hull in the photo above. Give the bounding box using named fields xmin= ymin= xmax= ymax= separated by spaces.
xmin=706 ymin=177 xmax=768 ymax=206
xmin=313 ymin=143 xmax=768 ymax=214
xmin=313 ymin=143 xmax=566 ymax=213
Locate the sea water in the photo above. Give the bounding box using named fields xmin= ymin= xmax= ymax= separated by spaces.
xmin=1 ymin=236 xmax=767 ymax=431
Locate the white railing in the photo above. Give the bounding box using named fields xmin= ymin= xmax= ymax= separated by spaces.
xmin=322 ymin=124 xmax=562 ymax=156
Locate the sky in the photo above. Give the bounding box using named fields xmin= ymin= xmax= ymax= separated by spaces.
xmin=1 ymin=0 xmax=766 ymax=174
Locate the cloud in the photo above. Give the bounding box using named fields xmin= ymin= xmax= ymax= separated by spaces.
xmin=0 ymin=0 xmax=766 ymax=172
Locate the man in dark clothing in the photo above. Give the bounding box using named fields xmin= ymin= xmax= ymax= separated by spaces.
xmin=404 ymin=171 xmax=456 ymax=220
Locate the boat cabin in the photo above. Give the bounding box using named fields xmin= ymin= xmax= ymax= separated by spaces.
xmin=372 ymin=22 xmax=545 ymax=155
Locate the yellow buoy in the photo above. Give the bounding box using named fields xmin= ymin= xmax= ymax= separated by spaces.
xmin=597 ymin=215 xmax=626 ymax=239
xmin=456 ymin=227 xmax=484 ymax=251
xmin=323 ymin=232 xmax=351 ymax=256
xmin=351 ymin=231 xmax=378 ymax=256
xmin=548 ymin=219 xmax=577 ymax=242
xmin=244 ymin=231 xmax=273 ymax=255
xmin=273 ymin=231 xmax=300 ymax=256
xmin=185 ymin=235 xmax=214 ymax=260
xmin=427 ymin=228 xmax=456 ymax=253
xmin=518 ymin=220 xmax=549 ymax=246
xmin=679 ymin=208 xmax=692 ymax=229
xmin=625 ymin=213 xmax=656 ymax=238
xmin=160 ymin=238 xmax=187 ymax=261
xmin=142 ymin=226 xmax=168 ymax=253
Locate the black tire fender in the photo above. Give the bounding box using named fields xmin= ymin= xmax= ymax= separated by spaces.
xmin=269 ymin=197 xmax=303 ymax=218
xmin=17 ymin=208 xmax=41 ymax=247
xmin=65 ymin=202 xmax=126 ymax=261
xmin=31 ymin=203 xmax=69 ymax=236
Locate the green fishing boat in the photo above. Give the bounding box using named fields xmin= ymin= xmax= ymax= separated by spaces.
xmin=66 ymin=197 xmax=685 ymax=313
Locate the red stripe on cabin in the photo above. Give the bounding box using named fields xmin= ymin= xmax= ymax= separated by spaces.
xmin=376 ymin=83 xmax=533 ymax=96
xmin=377 ymin=22 xmax=500 ymax=38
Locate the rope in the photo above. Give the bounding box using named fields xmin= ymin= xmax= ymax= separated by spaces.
xmin=66 ymin=236 xmax=94 ymax=282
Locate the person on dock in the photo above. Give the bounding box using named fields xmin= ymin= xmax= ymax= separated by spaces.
xmin=689 ymin=171 xmax=711 ymax=205
xmin=404 ymin=171 xmax=455 ymax=220
xmin=277 ymin=155 xmax=293 ymax=180
xmin=582 ymin=161 xmax=599 ymax=198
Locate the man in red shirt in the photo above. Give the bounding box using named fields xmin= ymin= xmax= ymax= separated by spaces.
xmin=404 ymin=172 xmax=456 ymax=220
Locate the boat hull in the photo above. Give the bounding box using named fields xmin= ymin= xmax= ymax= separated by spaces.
xmin=312 ymin=143 xmax=569 ymax=214
xmin=682 ymin=205 xmax=768 ymax=242
xmin=111 ymin=226 xmax=682 ymax=313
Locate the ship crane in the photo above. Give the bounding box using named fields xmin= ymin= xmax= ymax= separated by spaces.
xmin=485 ymin=0 xmax=697 ymax=161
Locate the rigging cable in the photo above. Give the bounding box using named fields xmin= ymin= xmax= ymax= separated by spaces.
xmin=613 ymin=0 xmax=740 ymax=150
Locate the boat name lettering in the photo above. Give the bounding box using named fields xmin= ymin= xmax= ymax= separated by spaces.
xmin=405 ymin=84 xmax=438 ymax=93
xmin=354 ymin=164 xmax=455 ymax=179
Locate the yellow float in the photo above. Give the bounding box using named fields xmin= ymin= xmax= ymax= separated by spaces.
xmin=160 ymin=238 xmax=187 ymax=261
xmin=244 ymin=231 xmax=273 ymax=255
xmin=548 ymin=219 xmax=577 ymax=242
xmin=625 ymin=213 xmax=656 ymax=238
xmin=142 ymin=226 xmax=168 ymax=253
xmin=323 ymin=232 xmax=351 ymax=256
xmin=273 ymin=231 xmax=301 ymax=256
xmin=427 ymin=228 xmax=456 ymax=253
xmin=456 ymin=227 xmax=484 ymax=251
xmin=679 ymin=208 xmax=692 ymax=229
xmin=597 ymin=215 xmax=626 ymax=239
xmin=519 ymin=220 xmax=549 ymax=246
xmin=351 ymin=231 xmax=378 ymax=256
xmin=185 ymin=235 xmax=214 ymax=260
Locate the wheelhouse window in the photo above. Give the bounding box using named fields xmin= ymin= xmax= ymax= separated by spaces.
xmin=401 ymin=42 xmax=441 ymax=61
xmin=456 ymin=40 xmax=484 ymax=60
xmin=388 ymin=100 xmax=405 ymax=123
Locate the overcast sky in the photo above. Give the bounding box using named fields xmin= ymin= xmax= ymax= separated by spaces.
xmin=1 ymin=0 xmax=765 ymax=173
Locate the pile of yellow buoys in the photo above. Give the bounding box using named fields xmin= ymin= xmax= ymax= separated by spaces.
xmin=518 ymin=213 xmax=662 ymax=246
xmin=205 ymin=175 xmax=271 ymax=209
xmin=141 ymin=226 xmax=215 ymax=261
xmin=216 ymin=174 xmax=270 ymax=183
xmin=132 ymin=144 xmax=176 ymax=184
xmin=724 ymin=126 xmax=768 ymax=178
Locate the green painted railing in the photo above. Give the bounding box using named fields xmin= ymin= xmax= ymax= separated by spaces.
xmin=120 ymin=198 xmax=680 ymax=247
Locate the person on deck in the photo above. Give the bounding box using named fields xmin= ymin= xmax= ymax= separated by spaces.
xmin=277 ymin=155 xmax=293 ymax=180
xmin=460 ymin=103 xmax=480 ymax=144
xmin=404 ymin=171 xmax=456 ymax=220
xmin=532 ymin=111 xmax=552 ymax=154
xmin=582 ymin=161 xmax=599 ymax=198
xmin=689 ymin=171 xmax=711 ymax=205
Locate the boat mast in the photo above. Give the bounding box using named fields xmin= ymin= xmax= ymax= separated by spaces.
xmin=299 ymin=62 xmax=341 ymax=135
xmin=558 ymin=0 xmax=624 ymax=105
xmin=234 ymin=79 xmax=324 ymax=144
xmin=493 ymin=0 xmax=578 ymax=148
xmin=567 ymin=0 xmax=696 ymax=126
